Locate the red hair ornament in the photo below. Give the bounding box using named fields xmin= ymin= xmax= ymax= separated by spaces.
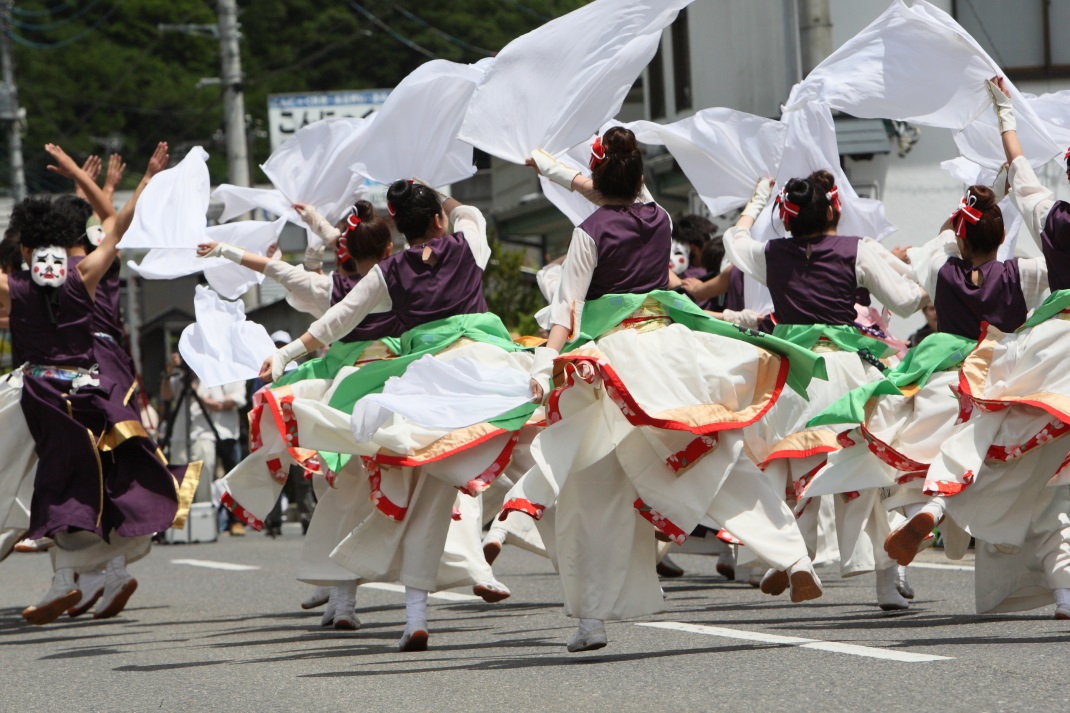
xmin=774 ymin=188 xmax=801 ymax=224
xmin=337 ymin=214 xmax=360 ymax=263
xmin=589 ymin=136 xmax=606 ymax=171
xmin=951 ymin=193 xmax=983 ymax=239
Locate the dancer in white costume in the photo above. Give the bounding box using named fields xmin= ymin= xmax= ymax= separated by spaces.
xmin=256 ymin=180 xmax=536 ymax=651
xmin=206 ymin=200 xmax=510 ymax=629
xmin=880 ymin=78 xmax=1070 ymax=618
xmin=723 ymin=171 xmax=926 ymax=610
xmin=506 ymin=128 xmax=826 ymax=653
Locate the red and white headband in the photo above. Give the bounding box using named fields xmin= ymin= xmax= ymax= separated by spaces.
xmin=951 ymin=192 xmax=983 ymax=239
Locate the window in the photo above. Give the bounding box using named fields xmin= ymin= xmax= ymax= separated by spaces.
xmin=672 ymin=8 xmax=692 ymax=112
xmin=648 ymin=40 xmax=666 ymax=119
xmin=954 ymin=0 xmax=1068 ymax=78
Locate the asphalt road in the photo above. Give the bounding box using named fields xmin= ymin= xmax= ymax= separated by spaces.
xmin=2 ymin=526 xmax=1068 ymax=712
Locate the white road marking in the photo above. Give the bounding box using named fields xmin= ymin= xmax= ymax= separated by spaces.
xmin=170 ymin=559 xmax=260 ymax=571
xmin=636 ymin=622 xmax=953 ymax=663
xmin=360 ymin=582 xmax=481 ymax=602
xmin=909 ymin=562 xmax=974 ymax=572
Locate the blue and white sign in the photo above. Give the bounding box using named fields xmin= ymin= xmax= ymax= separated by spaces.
xmin=267 ymin=89 xmax=390 ymax=149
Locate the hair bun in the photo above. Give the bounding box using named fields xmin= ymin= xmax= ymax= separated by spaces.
xmin=354 ymin=199 xmax=376 ymax=222
xmin=966 ymin=185 xmax=997 ymax=212
xmin=386 ymin=180 xmax=414 ymax=207
xmin=601 ymin=126 xmax=639 ymax=157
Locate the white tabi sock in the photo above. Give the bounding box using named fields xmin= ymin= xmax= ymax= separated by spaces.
xmin=1054 ymin=588 xmax=1070 ymax=610
xmin=404 ymin=586 xmax=429 ymax=631
xmin=876 ymin=565 xmax=910 ymax=611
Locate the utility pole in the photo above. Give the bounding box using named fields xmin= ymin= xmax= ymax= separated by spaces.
xmin=0 ymin=0 xmax=25 ymax=202
xmin=798 ymin=0 xmax=833 ymax=77
xmin=217 ymin=0 xmax=249 ymax=188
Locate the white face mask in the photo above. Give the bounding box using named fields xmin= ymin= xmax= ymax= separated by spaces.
xmin=85 ymin=224 xmax=105 ymax=247
xmin=30 ymin=246 xmax=68 ymax=288
xmin=670 ymin=239 xmax=690 ymax=276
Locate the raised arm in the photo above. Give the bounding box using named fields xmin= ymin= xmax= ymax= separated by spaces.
xmin=722 ymin=179 xmax=774 ymax=285
xmin=857 ymin=239 xmax=926 ymax=318
xmin=102 ymin=154 xmax=126 ymax=205
xmin=527 ymin=150 xmax=603 ymax=205
xmin=77 ymin=142 xmax=169 ymax=297
xmin=197 ymin=240 xmax=334 ymax=317
xmin=45 ymin=144 xmax=116 ymax=228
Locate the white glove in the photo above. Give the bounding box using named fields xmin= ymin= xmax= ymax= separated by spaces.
xmin=200 ymin=242 xmax=244 ymax=264
xmin=529 ymin=346 xmax=559 ymax=400
xmin=721 ymin=308 xmax=762 ymax=329
xmin=742 ymin=179 xmax=773 ymax=220
xmin=986 ymin=79 xmax=1016 ymax=134
xmin=271 ymin=339 xmax=308 ymax=382
xmin=531 ymin=149 xmax=580 ymax=191
xmin=303 ymin=243 xmax=325 ymax=271
xmin=296 ymin=204 xmax=341 ymax=243
xmin=991 ymin=162 xmax=1009 ymax=202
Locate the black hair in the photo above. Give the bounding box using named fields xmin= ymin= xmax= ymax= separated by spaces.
xmin=386 ymin=180 xmax=443 ymax=242
xmin=782 ymin=169 xmax=840 ymax=238
xmin=959 ymin=185 xmax=1003 ymax=255
xmin=700 ymin=236 xmax=725 ymax=274
xmin=592 ymin=126 xmax=643 ymax=202
xmin=52 ymin=194 xmax=96 ymax=249
xmin=10 ymin=196 xmax=83 ymax=251
xmin=343 ymin=200 xmax=392 ymax=263
xmin=0 ymin=228 xmax=22 ymax=274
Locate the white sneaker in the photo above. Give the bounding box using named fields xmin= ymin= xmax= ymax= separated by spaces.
xmin=473 ymin=577 xmax=511 ymax=603
xmin=22 ymin=568 xmax=80 ymax=625
xmin=482 ymin=527 xmax=506 ymax=565
xmin=14 ymin=537 xmax=54 ymax=553
xmin=69 ymin=570 xmax=106 ymax=618
xmin=895 ymin=564 xmax=915 ymax=600
xmin=567 ymin=618 xmax=608 ymax=653
xmin=320 ymin=587 xmax=338 ymax=627
xmin=333 ymin=582 xmax=360 ymax=631
xmin=787 ymin=558 xmax=823 ymax=603
xmin=301 ymin=586 xmax=331 ymax=610
xmin=876 ymin=565 xmax=910 ymax=611
xmin=398 ymin=623 xmax=429 ymax=652
xmin=93 ymin=556 xmax=137 ymax=620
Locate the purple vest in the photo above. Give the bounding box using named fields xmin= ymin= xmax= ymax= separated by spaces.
xmin=580 ymin=202 xmax=671 ymax=300
xmin=764 ymin=235 xmax=861 ymax=326
xmin=331 ymin=270 xmax=404 ymax=342
xmin=934 ymin=257 xmax=1027 ymax=340
xmin=9 ymin=266 xmax=95 ymax=368
xmin=1042 ymin=200 xmax=1070 ymax=292
xmin=380 ymin=232 xmax=488 ymax=332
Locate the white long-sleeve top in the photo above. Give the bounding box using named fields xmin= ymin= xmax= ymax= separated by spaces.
xmin=907 ymin=228 xmax=1048 ymax=310
xmin=263 ymin=261 xmax=334 ymax=317
xmin=307 ymin=204 xmax=489 ymax=346
xmin=546 ymin=187 xmax=665 ymax=339
xmin=1008 ymin=155 xmax=1057 ymax=250
xmin=723 ymin=225 xmax=925 ymax=318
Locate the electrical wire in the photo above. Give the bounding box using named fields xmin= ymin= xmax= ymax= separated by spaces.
xmin=388 ymin=2 xmax=493 ymax=56
xmin=497 ymin=0 xmax=550 ymax=22
xmin=11 ymin=1 xmax=78 ymax=18
xmin=345 ymin=0 xmax=436 ymax=59
xmin=8 ymin=3 xmax=120 ymax=50
xmin=10 ymin=0 xmax=107 ymax=32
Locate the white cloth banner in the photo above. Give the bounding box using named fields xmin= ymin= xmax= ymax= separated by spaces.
xmin=118 ymin=147 xmax=210 ymax=249
xmin=351 ymin=59 xmax=485 ymax=188
xmin=350 ymin=355 xmax=532 ymax=440
xmin=458 ymin=0 xmax=693 ymax=163
xmin=179 ymin=285 xmax=276 ymax=388
xmin=129 ymin=217 xmax=286 ymax=299
xmin=260 ymin=116 xmax=373 ymax=229
xmin=212 ymin=184 xmax=296 ymax=223
xmin=747 ymin=102 xmax=894 ymax=315
xmin=787 ymin=0 xmax=1059 ymax=171
xmin=1025 ymin=90 xmax=1070 ymax=152
xmin=631 ymin=108 xmax=788 ymax=217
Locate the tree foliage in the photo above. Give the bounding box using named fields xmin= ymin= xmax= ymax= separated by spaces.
xmin=7 ymin=0 xmax=588 ymax=192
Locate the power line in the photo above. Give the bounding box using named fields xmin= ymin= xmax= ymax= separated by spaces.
xmin=8 ymin=3 xmax=120 ymax=50
xmin=10 ymin=0 xmax=107 ymax=32
xmin=388 ymin=2 xmax=494 ymax=56
xmin=497 ymin=0 xmax=551 ymax=22
xmin=345 ymin=0 xmax=436 ymax=60
xmin=11 ymin=1 xmax=77 ymax=18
